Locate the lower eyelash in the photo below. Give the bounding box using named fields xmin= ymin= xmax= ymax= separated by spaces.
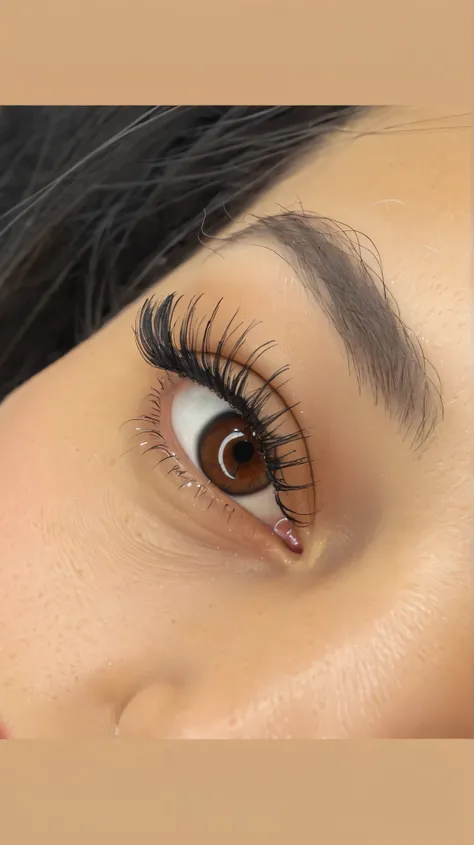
xmin=132 ymin=388 xmax=238 ymax=521
xmin=134 ymin=293 xmax=315 ymax=527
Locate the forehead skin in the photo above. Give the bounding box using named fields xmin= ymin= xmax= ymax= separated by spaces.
xmin=0 ymin=107 xmax=471 ymax=738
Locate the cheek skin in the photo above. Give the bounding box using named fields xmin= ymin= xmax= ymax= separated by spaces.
xmin=116 ymin=557 xmax=472 ymax=739
xmin=0 ymin=363 xmax=218 ymax=736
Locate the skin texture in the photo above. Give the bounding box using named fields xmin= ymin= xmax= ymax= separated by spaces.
xmin=0 ymin=107 xmax=472 ymax=738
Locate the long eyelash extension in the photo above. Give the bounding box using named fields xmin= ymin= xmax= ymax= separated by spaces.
xmin=134 ymin=292 xmax=315 ymax=527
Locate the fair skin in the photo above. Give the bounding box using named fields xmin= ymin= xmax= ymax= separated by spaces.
xmin=0 ymin=107 xmax=472 ymax=738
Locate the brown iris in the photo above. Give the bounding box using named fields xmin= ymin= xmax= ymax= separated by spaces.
xmin=197 ymin=412 xmax=270 ymax=496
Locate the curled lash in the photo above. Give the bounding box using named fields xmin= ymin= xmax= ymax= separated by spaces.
xmin=134 ymin=292 xmax=314 ymax=527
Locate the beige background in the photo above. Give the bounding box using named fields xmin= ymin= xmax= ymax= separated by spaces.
xmin=0 ymin=741 xmax=473 ymax=843
xmin=0 ymin=0 xmax=472 ymax=104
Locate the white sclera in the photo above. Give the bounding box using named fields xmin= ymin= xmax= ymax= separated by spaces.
xmin=170 ymin=382 xmax=282 ymax=525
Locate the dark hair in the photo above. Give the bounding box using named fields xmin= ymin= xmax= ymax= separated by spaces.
xmin=0 ymin=106 xmax=361 ymax=399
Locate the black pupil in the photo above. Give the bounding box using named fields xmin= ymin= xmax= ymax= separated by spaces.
xmin=232 ymin=440 xmax=254 ymax=464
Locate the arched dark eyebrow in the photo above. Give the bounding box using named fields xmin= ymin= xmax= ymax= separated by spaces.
xmin=222 ymin=211 xmax=443 ymax=450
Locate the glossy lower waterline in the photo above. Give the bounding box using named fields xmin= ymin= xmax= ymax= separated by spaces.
xmin=272 ymin=518 xmax=303 ymax=554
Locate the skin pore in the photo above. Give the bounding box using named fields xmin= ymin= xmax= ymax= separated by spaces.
xmin=0 ymin=107 xmax=471 ymax=738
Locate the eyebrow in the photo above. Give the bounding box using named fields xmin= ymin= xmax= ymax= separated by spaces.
xmin=222 ymin=211 xmax=443 ymax=450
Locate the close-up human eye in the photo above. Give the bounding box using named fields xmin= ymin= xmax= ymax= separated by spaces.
xmin=0 ymin=105 xmax=471 ymax=740
xmin=131 ymin=293 xmax=315 ymax=559
xmin=171 ymin=385 xmax=276 ymax=503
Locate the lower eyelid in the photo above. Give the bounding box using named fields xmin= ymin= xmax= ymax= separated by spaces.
xmin=136 ymin=436 xmax=287 ymax=565
xmin=128 ymin=374 xmax=310 ymax=564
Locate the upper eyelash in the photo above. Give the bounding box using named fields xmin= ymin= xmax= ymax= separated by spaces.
xmin=134 ymin=292 xmax=315 ymax=526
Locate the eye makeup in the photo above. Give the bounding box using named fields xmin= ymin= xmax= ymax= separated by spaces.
xmin=132 ymin=293 xmax=316 ymax=555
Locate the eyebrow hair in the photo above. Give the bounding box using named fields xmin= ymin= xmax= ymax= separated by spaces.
xmin=221 ymin=211 xmax=443 ymax=450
